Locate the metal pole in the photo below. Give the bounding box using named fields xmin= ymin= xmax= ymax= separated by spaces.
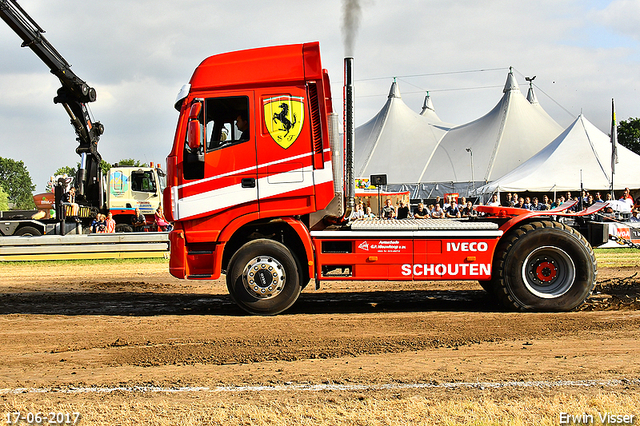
xmin=466 ymin=148 xmax=474 ymax=196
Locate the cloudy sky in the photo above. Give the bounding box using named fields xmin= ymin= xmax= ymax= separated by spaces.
xmin=1 ymin=0 xmax=638 ymax=192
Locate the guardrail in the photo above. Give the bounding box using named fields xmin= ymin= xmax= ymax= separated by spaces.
xmin=0 ymin=233 xmax=169 ymax=261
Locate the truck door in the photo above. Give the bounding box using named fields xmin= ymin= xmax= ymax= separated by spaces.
xmin=130 ymin=169 xmax=160 ymax=214
xmin=176 ymin=93 xmax=258 ymax=222
xmin=255 ymin=87 xmax=316 ymax=217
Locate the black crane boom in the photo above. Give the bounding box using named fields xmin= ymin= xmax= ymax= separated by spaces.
xmin=0 ymin=0 xmax=104 ymax=207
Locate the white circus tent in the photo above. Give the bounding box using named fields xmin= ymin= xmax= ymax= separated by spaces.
xmin=478 ymin=114 xmax=640 ymax=194
xmin=419 ymin=69 xmax=564 ymax=185
xmin=354 ymin=81 xmax=452 ymax=185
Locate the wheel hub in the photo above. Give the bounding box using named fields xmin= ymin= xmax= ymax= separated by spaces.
xmin=242 ymin=256 xmax=286 ymax=300
xmin=522 ymin=246 xmax=575 ymax=299
xmin=535 ymin=261 xmax=557 ymax=282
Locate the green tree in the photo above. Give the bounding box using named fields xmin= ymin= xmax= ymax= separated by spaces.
xmin=617 ymin=117 xmax=640 ymax=156
xmin=117 ymin=158 xmax=147 ymax=167
xmin=0 ymin=157 xmax=36 ymax=209
xmin=0 ymin=186 xmax=8 ymax=211
xmin=100 ymin=159 xmax=111 ymax=175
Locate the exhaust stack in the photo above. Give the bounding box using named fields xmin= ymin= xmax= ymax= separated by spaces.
xmin=343 ymin=57 xmax=356 ymax=217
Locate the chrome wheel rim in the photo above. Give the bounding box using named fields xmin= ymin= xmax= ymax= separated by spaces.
xmin=242 ymin=256 xmax=286 ymax=300
xmin=522 ymin=246 xmax=575 ymax=298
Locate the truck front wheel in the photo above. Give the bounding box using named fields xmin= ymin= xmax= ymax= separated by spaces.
xmin=15 ymin=226 xmax=42 ymax=236
xmin=226 ymin=239 xmax=301 ymax=315
xmin=493 ymin=220 xmax=595 ymax=311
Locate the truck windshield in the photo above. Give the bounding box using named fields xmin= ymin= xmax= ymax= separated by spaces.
xmin=131 ymin=170 xmax=157 ymax=193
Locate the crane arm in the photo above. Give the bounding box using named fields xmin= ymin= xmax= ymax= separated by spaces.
xmin=0 ymin=0 xmax=104 ymax=205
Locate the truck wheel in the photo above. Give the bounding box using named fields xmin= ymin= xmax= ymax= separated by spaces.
xmin=493 ymin=220 xmax=595 ymax=311
xmin=115 ymin=223 xmax=133 ymax=233
xmin=226 ymin=239 xmax=301 ymax=315
xmin=15 ymin=226 xmax=42 ymax=236
xmin=478 ymin=279 xmax=498 ymax=295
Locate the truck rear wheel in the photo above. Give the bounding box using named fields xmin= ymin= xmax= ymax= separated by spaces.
xmin=15 ymin=226 xmax=42 ymax=236
xmin=226 ymin=239 xmax=301 ymax=315
xmin=115 ymin=223 xmax=133 ymax=233
xmin=493 ymin=220 xmax=595 ymax=311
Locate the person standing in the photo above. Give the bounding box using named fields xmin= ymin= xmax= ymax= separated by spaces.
xmin=503 ymin=193 xmax=513 ymax=207
xmin=364 ymin=206 xmax=376 ymax=219
xmin=594 ymin=192 xmax=604 ymax=203
xmin=461 ymin=201 xmax=477 ymax=217
xmin=445 ymin=201 xmax=461 ymax=218
xmin=396 ymin=200 xmax=410 ymax=219
xmin=92 ymin=213 xmax=106 ymax=233
xmin=430 ymin=204 xmax=445 ymax=219
xmin=413 ymin=202 xmax=430 ymax=219
xmin=620 ymin=187 xmax=634 ymax=209
xmin=381 ymin=199 xmax=396 ymax=220
xmin=104 ymin=212 xmax=116 ymax=233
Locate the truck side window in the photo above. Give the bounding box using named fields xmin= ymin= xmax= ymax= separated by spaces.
xmin=205 ymin=96 xmax=250 ymax=152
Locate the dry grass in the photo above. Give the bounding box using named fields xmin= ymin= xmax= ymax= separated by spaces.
xmin=594 ymin=248 xmax=640 ymax=268
xmin=2 ymin=389 xmax=639 ymax=425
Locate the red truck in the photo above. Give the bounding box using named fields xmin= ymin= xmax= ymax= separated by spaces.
xmin=164 ymin=42 xmax=606 ymax=315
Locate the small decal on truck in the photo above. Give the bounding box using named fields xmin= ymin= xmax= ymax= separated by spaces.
xmin=357 ymin=240 xmax=409 ymax=253
xmin=446 ymin=242 xmax=489 ymax=252
xmin=358 ymin=241 xmax=369 ymax=251
xmin=110 ymin=171 xmax=129 ymax=196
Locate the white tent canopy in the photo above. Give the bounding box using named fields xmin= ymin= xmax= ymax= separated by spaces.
xmin=478 ymin=114 xmax=640 ymax=194
xmin=420 ymin=70 xmax=563 ymax=184
xmin=355 ymin=81 xmax=452 ymax=184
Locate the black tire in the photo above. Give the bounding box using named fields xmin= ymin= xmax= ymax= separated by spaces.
xmin=15 ymin=226 xmax=42 ymax=236
xmin=493 ymin=220 xmax=596 ymax=311
xmin=115 ymin=223 xmax=133 ymax=233
xmin=226 ymin=239 xmax=301 ymax=315
xmin=478 ymin=279 xmax=498 ymax=295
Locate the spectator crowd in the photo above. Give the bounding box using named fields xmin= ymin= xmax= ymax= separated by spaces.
xmin=349 ymin=187 xmax=640 ymax=222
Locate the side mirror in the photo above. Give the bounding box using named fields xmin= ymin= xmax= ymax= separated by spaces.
xmin=186 ymin=101 xmax=203 ymax=150
xmin=187 ymin=120 xmax=202 ymax=150
xmin=188 ymin=101 xmax=202 ymax=120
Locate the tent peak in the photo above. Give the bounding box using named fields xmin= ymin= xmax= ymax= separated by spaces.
xmin=526 ymin=86 xmax=539 ymax=104
xmin=388 ymin=80 xmax=401 ymax=99
xmin=503 ymin=67 xmax=520 ymax=93
xmin=525 ymin=75 xmax=538 ymax=104
xmin=421 ymin=91 xmax=435 ymax=113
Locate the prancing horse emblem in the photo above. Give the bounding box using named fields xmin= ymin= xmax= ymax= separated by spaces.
xmin=263 ymin=95 xmax=305 ymax=149
xmin=273 ymin=103 xmax=297 ymax=137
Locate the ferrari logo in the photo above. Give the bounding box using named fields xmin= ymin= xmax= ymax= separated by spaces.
xmin=263 ymin=95 xmax=304 ymax=149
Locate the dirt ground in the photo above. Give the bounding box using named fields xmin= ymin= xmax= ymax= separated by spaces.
xmin=0 ymin=257 xmax=639 ymax=424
